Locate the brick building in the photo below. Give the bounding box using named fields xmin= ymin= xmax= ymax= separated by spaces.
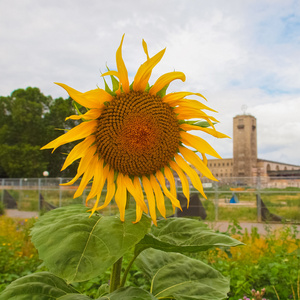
xmin=206 ymin=114 xmax=300 ymax=186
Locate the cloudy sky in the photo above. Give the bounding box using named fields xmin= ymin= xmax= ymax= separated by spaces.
xmin=1 ymin=0 xmax=300 ymax=165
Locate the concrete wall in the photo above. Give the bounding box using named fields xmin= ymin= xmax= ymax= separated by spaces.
xmin=233 ymin=114 xmax=257 ymax=177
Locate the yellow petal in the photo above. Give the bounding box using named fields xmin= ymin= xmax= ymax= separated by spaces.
xmin=174 ymin=106 xmax=215 ymax=118
xmin=123 ymin=174 xmax=148 ymax=213
xmin=163 ymin=166 xmax=177 ymax=198
xmin=176 ymin=99 xmax=217 ymax=112
xmin=163 ymin=166 xmax=177 ymax=213
xmin=88 ymin=164 xmax=110 ymax=215
xmin=61 ymin=135 xmax=95 ymax=171
xmin=155 ymin=170 xmax=181 ymax=209
xmin=202 ymin=153 xmax=208 ymax=166
xmin=60 ymin=145 xmax=97 ymax=186
xmin=180 ymin=124 xmax=230 ymax=139
xmin=133 ymin=204 xmax=144 ymax=224
xmin=65 ymin=109 xmax=102 ymax=121
xmin=41 ymin=120 xmax=97 ymax=152
xmin=74 ymin=155 xmax=98 ymax=198
xmin=169 ymin=161 xmax=190 ymax=206
xmin=175 ymin=109 xmax=219 ymax=125
xmin=180 ymin=131 xmax=222 ymax=159
xmin=115 ymin=173 xmax=127 ymax=221
xmin=85 ymin=158 xmax=105 ymax=201
xmin=150 ymin=174 xmax=166 ymax=218
xmin=179 ymin=146 xmax=216 ymax=181
xmin=142 ymin=176 xmax=157 ymax=226
xmin=133 ymin=48 xmax=166 ymax=91
xmin=142 ymin=39 xmax=150 ymax=60
xmin=94 ymin=168 xmax=115 ymax=211
xmin=163 ymin=91 xmax=207 ymax=104
xmin=101 ymin=70 xmax=120 ymax=79
xmin=55 ymin=83 xmax=112 ymax=108
xmin=132 ymin=177 xmax=145 ymax=223
xmin=149 ymin=71 xmax=185 ymax=95
xmin=175 ymin=154 xmax=206 ymax=199
xmin=116 ymin=34 xmax=129 ymax=93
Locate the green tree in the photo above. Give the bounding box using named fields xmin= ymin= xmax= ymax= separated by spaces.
xmin=0 ymin=87 xmax=78 ymax=178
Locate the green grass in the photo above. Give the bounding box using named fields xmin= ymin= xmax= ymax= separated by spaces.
xmin=1 ymin=187 xmax=300 ymax=222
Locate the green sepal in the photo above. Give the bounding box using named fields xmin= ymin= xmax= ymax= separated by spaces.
xmin=129 ymin=81 xmax=134 ymax=91
xmin=72 ymin=101 xmax=84 ymax=115
xmin=155 ymin=83 xmax=169 ymax=98
xmin=145 ymin=82 xmax=151 ymax=92
xmin=106 ymin=66 xmax=119 ymax=92
xmin=193 ymin=120 xmax=214 ymax=128
xmin=178 ymin=120 xmax=214 ymax=128
xmin=102 ymin=77 xmax=116 ymax=97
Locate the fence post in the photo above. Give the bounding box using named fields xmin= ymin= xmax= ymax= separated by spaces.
xmin=214 ymin=181 xmax=219 ymax=221
xmin=19 ymin=178 xmax=22 ymax=209
xmin=59 ymin=178 xmax=62 ymax=207
xmin=38 ymin=178 xmax=41 ymax=212
xmin=0 ymin=179 xmax=4 ymax=203
xmin=257 ymin=175 xmax=262 ymax=222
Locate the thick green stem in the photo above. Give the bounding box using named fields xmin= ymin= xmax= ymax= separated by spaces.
xmin=110 ymin=257 xmax=123 ymax=293
xmin=120 ymin=253 xmax=139 ymax=287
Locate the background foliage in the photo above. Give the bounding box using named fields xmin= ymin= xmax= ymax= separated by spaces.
xmin=0 ymin=87 xmax=79 ymax=178
xmin=0 ymin=214 xmax=298 ymax=299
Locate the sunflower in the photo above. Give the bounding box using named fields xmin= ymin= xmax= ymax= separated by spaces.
xmin=41 ymin=35 xmax=228 ymax=225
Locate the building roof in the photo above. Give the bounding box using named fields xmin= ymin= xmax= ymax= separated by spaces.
xmin=257 ymin=158 xmax=300 ymax=168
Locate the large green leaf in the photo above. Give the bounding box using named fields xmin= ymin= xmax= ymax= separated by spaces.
xmin=136 ymin=249 xmax=229 ymax=300
xmin=135 ymin=217 xmax=243 ymax=254
xmin=31 ymin=205 xmax=151 ymax=282
xmin=97 ymin=287 xmax=158 ymax=300
xmin=0 ymin=272 xmax=78 ymax=300
xmin=58 ymin=295 xmax=92 ymax=300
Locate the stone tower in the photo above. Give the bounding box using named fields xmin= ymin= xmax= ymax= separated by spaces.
xmin=233 ymin=115 xmax=257 ymax=177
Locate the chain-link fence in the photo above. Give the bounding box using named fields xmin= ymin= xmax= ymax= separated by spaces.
xmin=1 ymin=177 xmax=299 ymax=223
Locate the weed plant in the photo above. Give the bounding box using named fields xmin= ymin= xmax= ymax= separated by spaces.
xmin=0 ymin=215 xmax=299 ymax=299
xmin=0 ymin=216 xmax=41 ymax=292
xmin=193 ymin=221 xmax=300 ymax=300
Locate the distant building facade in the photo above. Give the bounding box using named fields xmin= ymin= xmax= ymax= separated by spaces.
xmin=205 ymin=114 xmax=300 ymax=187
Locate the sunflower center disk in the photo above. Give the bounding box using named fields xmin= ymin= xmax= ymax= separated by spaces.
xmin=95 ymin=90 xmax=180 ymax=176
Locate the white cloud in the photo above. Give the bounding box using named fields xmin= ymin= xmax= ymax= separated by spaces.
xmin=0 ymin=0 xmax=299 ymax=165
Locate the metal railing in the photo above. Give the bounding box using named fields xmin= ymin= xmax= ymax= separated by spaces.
xmin=1 ymin=177 xmax=300 ymax=223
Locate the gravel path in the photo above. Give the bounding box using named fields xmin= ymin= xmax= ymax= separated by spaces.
xmin=206 ymin=221 xmax=300 ymax=236
xmin=4 ymin=209 xmax=300 ymax=236
xmin=5 ymin=209 xmax=38 ymax=219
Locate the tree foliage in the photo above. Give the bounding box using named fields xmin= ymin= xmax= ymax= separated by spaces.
xmin=0 ymin=87 xmax=78 ymax=178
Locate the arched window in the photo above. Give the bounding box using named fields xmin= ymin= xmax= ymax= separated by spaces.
xmin=267 ymin=164 xmax=271 ymax=172
xmin=276 ymin=165 xmax=279 ymax=171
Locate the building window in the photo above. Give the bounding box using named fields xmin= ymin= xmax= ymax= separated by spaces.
xmin=267 ymin=164 xmax=271 ymax=171
xmin=237 ymin=118 xmax=244 ymax=129
xmin=214 ymin=163 xmax=216 ymax=167
xmin=218 ymin=163 xmax=220 ymax=166
xmin=276 ymin=165 xmax=279 ymax=171
xmin=227 ymin=162 xmax=229 ymax=166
